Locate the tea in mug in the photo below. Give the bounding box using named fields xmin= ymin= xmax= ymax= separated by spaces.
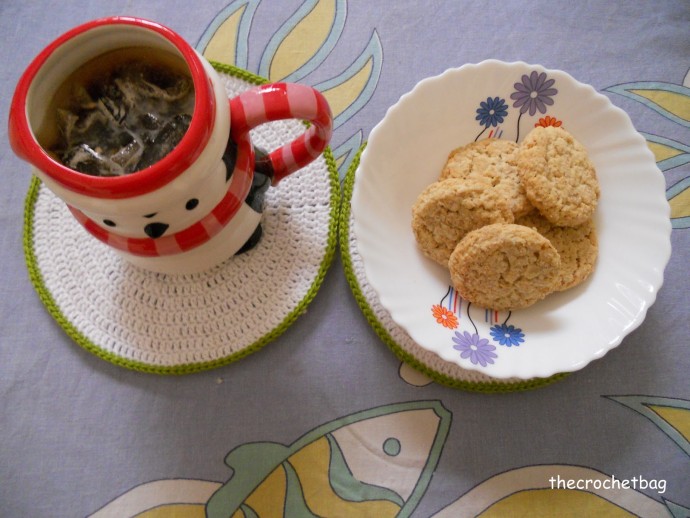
xmin=39 ymin=47 xmax=195 ymax=177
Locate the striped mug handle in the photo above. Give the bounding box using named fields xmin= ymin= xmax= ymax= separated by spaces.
xmin=229 ymin=83 xmax=333 ymax=185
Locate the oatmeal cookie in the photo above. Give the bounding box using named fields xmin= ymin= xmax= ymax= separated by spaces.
xmin=412 ymin=179 xmax=514 ymax=266
xmin=448 ymin=223 xmax=560 ymax=310
xmin=516 ymin=210 xmax=598 ymax=291
xmin=516 ymin=126 xmax=599 ymax=226
xmin=441 ymin=138 xmax=532 ymax=218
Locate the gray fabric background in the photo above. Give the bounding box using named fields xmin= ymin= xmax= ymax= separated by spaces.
xmin=1 ymin=1 xmax=688 ymax=516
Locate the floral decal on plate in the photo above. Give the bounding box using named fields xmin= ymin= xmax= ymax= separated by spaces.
xmin=431 ymin=287 xmax=527 ymax=368
xmin=473 ymin=69 xmax=560 ymax=142
xmin=431 ymin=304 xmax=459 ymax=329
xmin=535 ymin=115 xmax=563 ymax=128
xmin=511 ymin=71 xmax=558 ymax=116
xmin=437 ymin=68 xmax=560 ymax=368
xmin=489 ymin=323 xmax=525 ymax=347
xmin=474 ymin=96 xmax=509 ymax=140
xmin=432 ymin=286 xmax=462 ymax=329
xmin=452 ymin=331 xmax=497 ymax=367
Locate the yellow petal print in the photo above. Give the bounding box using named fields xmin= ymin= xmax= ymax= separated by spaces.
xmin=648 ymin=140 xmax=684 ymax=162
xmin=431 ymin=465 xmax=670 ymax=518
xmin=630 ymin=88 xmax=690 ymax=123
xmin=197 ymin=0 xmax=260 ymax=69
xmin=315 ymin=32 xmax=382 ymax=126
xmin=268 ymin=0 xmax=333 ymax=81
xmin=288 ymin=437 xmax=401 ymax=517
xmin=241 ymin=465 xmax=288 ymax=517
xmin=670 ymin=184 xmax=690 ymax=220
xmin=197 ymin=0 xmax=381 ymax=180
xmin=260 ymin=0 xmax=346 ymax=83
xmin=323 ymin=57 xmax=373 ymax=118
xmin=667 ymin=177 xmax=690 ymax=229
xmin=478 ymin=489 xmax=636 ymax=518
xmin=332 ymin=130 xmax=362 ymax=180
xmin=607 ymin=79 xmax=690 ymax=229
xmin=638 ymin=132 xmax=690 ymax=228
xmin=136 ymin=504 xmax=207 ymax=517
xmin=606 ymin=82 xmax=690 ymax=127
xmin=642 ymin=133 xmax=690 ymax=171
xmin=648 ymin=405 xmax=690 ymax=443
xmin=202 ymin=7 xmax=245 ymax=65
xmin=206 ymin=402 xmax=447 ymax=516
xmin=607 ymin=396 xmax=690 ymax=456
xmin=87 ymin=479 xmax=221 ymax=517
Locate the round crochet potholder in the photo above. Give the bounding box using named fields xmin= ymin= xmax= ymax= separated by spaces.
xmin=341 ymin=146 xmax=568 ymax=393
xmin=23 ymin=64 xmax=339 ymax=374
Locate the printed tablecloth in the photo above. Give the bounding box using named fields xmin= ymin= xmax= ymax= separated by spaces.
xmin=1 ymin=1 xmax=688 ymax=516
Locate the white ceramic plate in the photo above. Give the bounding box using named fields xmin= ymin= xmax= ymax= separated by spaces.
xmin=352 ymin=60 xmax=671 ymax=380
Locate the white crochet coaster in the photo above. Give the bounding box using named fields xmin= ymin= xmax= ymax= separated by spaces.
xmin=341 ymin=148 xmax=567 ymax=392
xmin=24 ymin=68 xmax=338 ymax=374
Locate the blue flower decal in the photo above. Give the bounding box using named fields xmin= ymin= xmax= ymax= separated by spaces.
xmin=490 ymin=323 xmax=525 ymax=347
xmin=475 ymin=96 xmax=508 ymax=128
xmin=452 ymin=331 xmax=497 ymax=367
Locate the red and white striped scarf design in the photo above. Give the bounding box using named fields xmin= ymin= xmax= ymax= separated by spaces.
xmin=70 ymin=83 xmax=332 ymax=257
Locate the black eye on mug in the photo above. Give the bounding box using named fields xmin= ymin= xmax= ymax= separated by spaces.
xmin=186 ymin=198 xmax=199 ymax=210
xmin=103 ymin=219 xmax=116 ymax=227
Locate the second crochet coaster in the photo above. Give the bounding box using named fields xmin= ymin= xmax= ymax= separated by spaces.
xmin=341 ymin=146 xmax=568 ymax=392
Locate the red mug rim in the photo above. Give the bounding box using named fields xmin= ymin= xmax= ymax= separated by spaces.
xmin=8 ymin=16 xmax=215 ymax=199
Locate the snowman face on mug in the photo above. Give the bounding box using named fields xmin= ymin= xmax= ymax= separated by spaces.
xmin=80 ymin=159 xmax=228 ymax=239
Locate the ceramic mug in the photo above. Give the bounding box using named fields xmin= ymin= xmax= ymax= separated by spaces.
xmin=9 ymin=16 xmax=333 ymax=274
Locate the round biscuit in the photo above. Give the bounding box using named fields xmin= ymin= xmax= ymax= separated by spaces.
xmin=441 ymin=138 xmax=532 ymax=218
xmin=516 ymin=126 xmax=599 ymax=226
xmin=516 ymin=210 xmax=598 ymax=291
xmin=449 ymin=223 xmax=560 ymax=310
xmin=412 ymin=179 xmax=514 ymax=266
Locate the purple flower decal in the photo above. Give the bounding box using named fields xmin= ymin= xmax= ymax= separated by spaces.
xmin=475 ymin=96 xmax=508 ymax=128
xmin=452 ymin=331 xmax=497 ymax=367
xmin=510 ymin=71 xmax=558 ymax=116
xmin=490 ymin=323 xmax=525 ymax=347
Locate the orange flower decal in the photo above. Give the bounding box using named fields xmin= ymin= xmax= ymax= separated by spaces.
xmin=431 ymin=305 xmax=459 ymax=329
xmin=535 ymin=115 xmax=562 ymax=128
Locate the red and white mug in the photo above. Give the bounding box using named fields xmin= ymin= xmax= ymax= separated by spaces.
xmin=9 ymin=16 xmax=332 ymax=274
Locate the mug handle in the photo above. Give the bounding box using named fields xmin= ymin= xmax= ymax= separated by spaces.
xmin=229 ymin=83 xmax=333 ymax=185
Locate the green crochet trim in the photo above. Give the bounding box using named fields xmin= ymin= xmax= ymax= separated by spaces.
xmin=209 ymin=60 xmax=267 ymax=85
xmin=339 ymin=144 xmax=569 ymax=393
xmin=22 ymin=63 xmax=341 ymax=375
